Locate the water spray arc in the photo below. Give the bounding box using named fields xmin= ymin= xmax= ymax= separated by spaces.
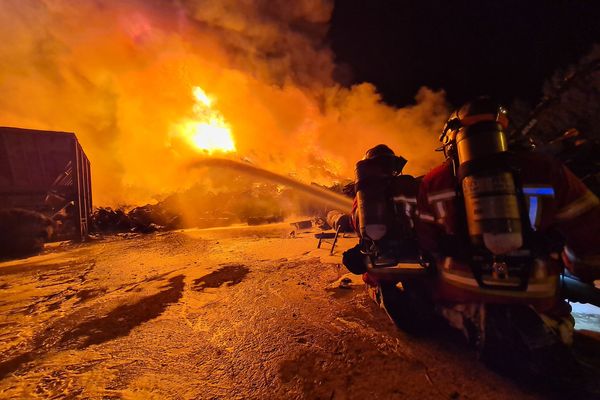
xmin=188 ymin=158 xmax=354 ymax=212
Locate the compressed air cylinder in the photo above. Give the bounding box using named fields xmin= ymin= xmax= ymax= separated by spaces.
xmin=457 ymin=123 xmax=523 ymax=255
xmin=462 ymin=173 xmax=523 ymax=254
xmin=355 ymin=158 xmax=389 ymax=241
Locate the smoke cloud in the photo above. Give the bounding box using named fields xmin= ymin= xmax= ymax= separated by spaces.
xmin=0 ymin=0 xmax=448 ymax=206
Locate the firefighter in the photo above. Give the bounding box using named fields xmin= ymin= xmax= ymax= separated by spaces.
xmin=352 ymin=144 xmax=415 ymax=235
xmin=343 ymin=144 xmax=419 ymax=273
xmin=416 ymin=97 xmax=600 ymax=349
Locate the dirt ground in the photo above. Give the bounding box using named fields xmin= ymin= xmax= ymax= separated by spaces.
xmin=1 ymin=224 xmax=599 ymax=399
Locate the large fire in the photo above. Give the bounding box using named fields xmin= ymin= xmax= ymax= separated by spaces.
xmin=0 ymin=0 xmax=448 ymax=206
xmin=178 ymin=86 xmax=236 ymax=154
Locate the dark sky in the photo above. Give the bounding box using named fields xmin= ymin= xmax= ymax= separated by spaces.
xmin=329 ymin=0 xmax=600 ymax=108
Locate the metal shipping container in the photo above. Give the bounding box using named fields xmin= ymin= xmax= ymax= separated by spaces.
xmin=0 ymin=127 xmax=92 ymax=240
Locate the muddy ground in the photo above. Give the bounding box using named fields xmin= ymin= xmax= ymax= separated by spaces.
xmin=1 ymin=224 xmax=599 ymax=399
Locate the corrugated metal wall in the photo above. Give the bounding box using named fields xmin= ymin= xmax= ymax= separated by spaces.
xmin=0 ymin=127 xmax=92 ymax=240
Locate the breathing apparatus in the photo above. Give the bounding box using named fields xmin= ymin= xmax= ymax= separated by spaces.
xmin=439 ymin=98 xmax=542 ymax=290
xmin=441 ymin=98 xmax=525 ymax=255
xmin=354 ymin=145 xmax=419 ymax=266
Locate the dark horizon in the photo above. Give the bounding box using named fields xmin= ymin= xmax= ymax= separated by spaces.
xmin=329 ymin=0 xmax=600 ymax=108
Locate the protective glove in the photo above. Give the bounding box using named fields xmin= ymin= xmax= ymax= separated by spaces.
xmin=342 ymin=244 xmax=367 ymax=275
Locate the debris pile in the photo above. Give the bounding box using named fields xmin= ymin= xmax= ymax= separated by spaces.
xmin=91 ymin=208 xmax=133 ymax=233
xmin=91 ymin=180 xmax=353 ymax=235
xmin=0 ymin=208 xmax=53 ymax=258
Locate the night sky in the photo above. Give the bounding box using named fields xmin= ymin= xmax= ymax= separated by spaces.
xmin=329 ymin=0 xmax=600 ymax=108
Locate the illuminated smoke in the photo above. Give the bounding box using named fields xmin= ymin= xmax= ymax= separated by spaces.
xmin=0 ymin=0 xmax=448 ymax=206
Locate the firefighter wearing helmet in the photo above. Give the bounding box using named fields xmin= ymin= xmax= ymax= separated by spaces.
xmin=416 ymin=97 xmax=600 ymax=350
xmin=343 ymin=144 xmax=419 ymax=275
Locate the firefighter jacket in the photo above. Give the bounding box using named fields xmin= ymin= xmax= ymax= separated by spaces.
xmin=416 ymin=151 xmax=600 ymax=310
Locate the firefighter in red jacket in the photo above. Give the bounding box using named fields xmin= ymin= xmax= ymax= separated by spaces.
xmin=416 ymin=98 xmax=600 ymax=346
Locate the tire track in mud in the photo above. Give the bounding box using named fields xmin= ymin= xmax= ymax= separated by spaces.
xmin=0 ymin=275 xmax=185 ymax=380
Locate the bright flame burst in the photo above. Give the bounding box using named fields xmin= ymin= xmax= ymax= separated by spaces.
xmin=192 ymin=86 xmax=212 ymax=107
xmin=179 ymin=86 xmax=236 ymax=154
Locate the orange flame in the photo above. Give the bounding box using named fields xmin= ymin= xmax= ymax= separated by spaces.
xmin=178 ymin=86 xmax=236 ymax=154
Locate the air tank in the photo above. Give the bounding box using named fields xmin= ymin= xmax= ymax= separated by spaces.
xmin=457 ymin=121 xmax=523 ymax=255
xmin=355 ymin=158 xmax=391 ymax=241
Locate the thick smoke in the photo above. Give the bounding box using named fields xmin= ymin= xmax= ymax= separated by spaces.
xmin=0 ymin=0 xmax=447 ymax=206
